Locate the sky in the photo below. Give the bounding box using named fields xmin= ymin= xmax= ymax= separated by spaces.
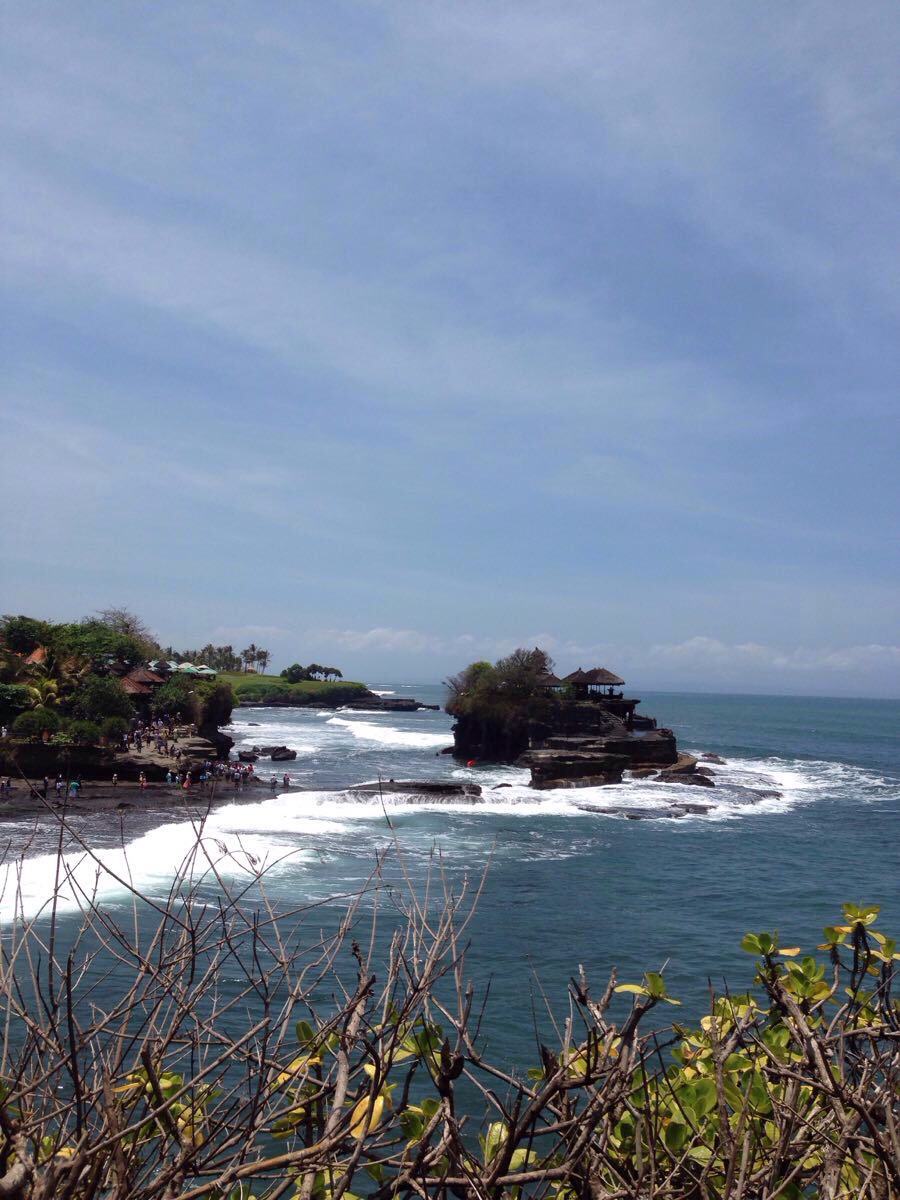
xmin=1 ymin=2 xmax=898 ymax=696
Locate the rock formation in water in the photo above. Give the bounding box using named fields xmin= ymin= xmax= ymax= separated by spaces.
xmin=445 ymin=647 xmax=712 ymax=790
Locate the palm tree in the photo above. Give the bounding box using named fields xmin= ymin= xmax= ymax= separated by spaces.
xmin=257 ymin=649 xmax=270 ymax=674
xmin=242 ymin=644 xmax=258 ymax=673
xmin=26 ymin=678 xmax=59 ymax=709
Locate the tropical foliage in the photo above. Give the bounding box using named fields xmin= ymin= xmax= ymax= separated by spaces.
xmin=445 ymin=647 xmax=559 ymax=719
xmin=281 ymin=663 xmax=344 ymax=683
xmin=0 ymin=831 xmax=896 ymax=1200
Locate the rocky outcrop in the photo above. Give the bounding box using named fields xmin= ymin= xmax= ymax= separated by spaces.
xmin=199 ymin=720 xmax=233 ymax=761
xmin=452 ymin=703 xmax=627 ymax=763
xmin=517 ymin=728 xmax=678 ymax=790
xmin=655 ymin=770 xmax=715 ymax=788
xmin=519 ymin=749 xmax=630 ymax=789
xmin=270 ymin=747 xmax=297 ymax=761
xmin=347 ymin=780 xmax=481 ymax=798
xmin=342 ymin=697 xmax=440 ymax=712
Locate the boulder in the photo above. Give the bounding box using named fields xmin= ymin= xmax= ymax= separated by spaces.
xmin=533 ymin=773 xmax=624 ymax=790
xmin=270 ymin=747 xmax=297 ymax=761
xmin=238 ymin=750 xmax=258 ymax=763
xmin=701 ymin=753 xmax=726 ymax=764
xmin=655 ymin=770 xmax=715 ymax=788
xmin=519 ymin=749 xmax=630 ymax=788
xmin=658 ymin=751 xmax=697 ymax=774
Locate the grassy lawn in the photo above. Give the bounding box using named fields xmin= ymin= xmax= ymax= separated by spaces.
xmin=217 ymin=672 xmax=370 ymax=705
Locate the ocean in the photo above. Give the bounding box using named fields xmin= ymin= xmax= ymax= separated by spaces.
xmin=2 ymin=686 xmax=898 ymax=1065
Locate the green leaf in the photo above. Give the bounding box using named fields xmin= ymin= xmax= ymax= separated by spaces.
xmin=295 ymin=1019 xmax=318 ymax=1049
xmin=664 ymin=1120 xmax=689 ymax=1153
xmin=614 ymin=983 xmax=650 ymax=997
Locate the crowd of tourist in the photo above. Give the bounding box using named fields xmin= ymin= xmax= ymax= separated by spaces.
xmin=4 ymin=712 xmax=296 ymax=802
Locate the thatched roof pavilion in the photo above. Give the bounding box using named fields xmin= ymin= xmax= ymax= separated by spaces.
xmin=563 ymin=667 xmax=626 ymax=702
xmin=563 ymin=667 xmax=625 ymax=688
xmin=126 ymin=666 xmax=165 ymax=686
xmin=121 ymin=677 xmax=151 ymax=697
xmin=536 ymin=671 xmax=564 ymax=691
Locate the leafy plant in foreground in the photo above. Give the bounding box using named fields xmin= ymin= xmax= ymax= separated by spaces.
xmin=0 ymin=819 xmax=896 ymax=1199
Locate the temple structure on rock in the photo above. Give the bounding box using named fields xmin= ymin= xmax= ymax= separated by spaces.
xmin=548 ymin=666 xmax=654 ymax=730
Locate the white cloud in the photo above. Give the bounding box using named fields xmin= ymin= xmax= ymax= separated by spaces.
xmin=296 ymin=625 xmax=900 ymax=686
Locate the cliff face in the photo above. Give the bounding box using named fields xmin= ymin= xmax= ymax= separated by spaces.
xmin=450 ymin=700 xmax=680 ymax=788
xmin=451 ymin=702 xmax=627 ymax=762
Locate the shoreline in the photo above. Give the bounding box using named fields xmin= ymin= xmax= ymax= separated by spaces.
xmin=0 ymin=776 xmax=274 ymax=823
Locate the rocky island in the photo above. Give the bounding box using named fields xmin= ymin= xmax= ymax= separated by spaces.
xmin=446 ymin=648 xmax=713 ymax=790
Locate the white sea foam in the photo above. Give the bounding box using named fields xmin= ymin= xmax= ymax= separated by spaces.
xmin=0 ymin=813 xmax=312 ymax=923
xmin=11 ymin=706 xmax=891 ymax=923
xmin=326 ymin=717 xmax=449 ymax=749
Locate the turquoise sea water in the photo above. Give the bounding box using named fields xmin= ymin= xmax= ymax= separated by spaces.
xmin=4 ymin=687 xmax=898 ymax=1066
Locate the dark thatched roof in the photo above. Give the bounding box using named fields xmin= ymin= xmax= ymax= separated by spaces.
xmin=536 ymin=672 xmax=564 ymax=688
xmin=125 ymin=666 xmax=165 ymax=685
xmin=121 ymin=678 xmax=151 ymax=696
xmin=563 ymin=667 xmax=625 ymax=687
xmin=563 ymin=668 xmax=589 ymax=684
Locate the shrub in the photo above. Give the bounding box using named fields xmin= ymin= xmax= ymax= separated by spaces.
xmin=68 ymin=719 xmax=101 ymax=746
xmin=197 ymin=681 xmax=236 ymax=728
xmin=0 ymin=846 xmax=896 ymax=1200
xmin=100 ymin=715 xmax=129 ymax=743
xmin=12 ymin=707 xmax=61 ymax=739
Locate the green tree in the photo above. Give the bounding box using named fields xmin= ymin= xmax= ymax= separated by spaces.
xmin=0 ymin=614 xmax=54 ymax=654
xmin=71 ymin=674 xmax=134 ymax=722
xmin=445 ymin=648 xmax=555 ymax=718
xmin=95 ymin=607 xmax=158 ymax=657
xmin=53 ymin=620 xmax=148 ymax=669
xmin=280 ymin=663 xmax=311 ymax=684
xmin=0 ymin=683 xmax=31 ymax=725
xmin=101 ymin=715 xmax=129 ymax=743
xmin=197 ymin=681 xmax=235 ymax=728
xmin=150 ymin=676 xmax=200 ymax=723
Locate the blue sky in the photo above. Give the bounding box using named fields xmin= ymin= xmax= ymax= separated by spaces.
xmin=2 ymin=2 xmax=898 ymax=695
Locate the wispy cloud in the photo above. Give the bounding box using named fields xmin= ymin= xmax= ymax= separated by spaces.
xmin=1 ymin=3 xmax=897 ymax=695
